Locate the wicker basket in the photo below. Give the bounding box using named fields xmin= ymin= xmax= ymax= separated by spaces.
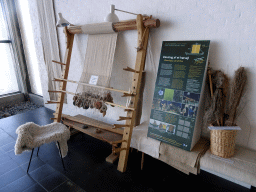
xmin=210 ymin=129 xmax=238 ymax=158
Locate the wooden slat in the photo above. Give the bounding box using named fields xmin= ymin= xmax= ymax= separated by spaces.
xmin=62 ymin=114 xmax=124 ymax=135
xmin=62 ymin=118 xmax=123 ymax=144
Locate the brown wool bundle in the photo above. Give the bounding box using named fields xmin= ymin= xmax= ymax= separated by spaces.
xmin=94 ymin=101 xmax=102 ymax=109
xmin=204 ymin=68 xmax=229 ymax=126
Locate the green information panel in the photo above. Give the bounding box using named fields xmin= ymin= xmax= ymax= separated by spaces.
xmin=147 ymin=41 xmax=210 ymax=151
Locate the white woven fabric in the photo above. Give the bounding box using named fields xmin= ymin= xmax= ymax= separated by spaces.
xmin=76 ymin=33 xmax=118 ymax=94
xmin=15 ymin=122 xmax=70 ymax=157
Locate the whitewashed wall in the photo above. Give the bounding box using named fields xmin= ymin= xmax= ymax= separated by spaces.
xmin=37 ymin=0 xmax=256 ymax=150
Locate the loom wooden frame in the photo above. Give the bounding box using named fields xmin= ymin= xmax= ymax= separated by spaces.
xmin=50 ymin=15 xmax=159 ymax=172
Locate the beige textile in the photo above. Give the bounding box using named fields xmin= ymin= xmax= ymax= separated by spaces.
xmin=200 ymin=146 xmax=256 ymax=187
xmin=131 ymin=121 xmax=161 ymax=158
xmin=131 ymin=121 xmax=209 ymax=174
xmin=159 ymin=137 xmax=209 ymax=174
xmin=76 ymin=33 xmax=118 ymax=94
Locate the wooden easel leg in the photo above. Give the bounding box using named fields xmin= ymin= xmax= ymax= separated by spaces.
xmin=117 ymin=14 xmax=149 ymax=173
xmin=54 ymin=27 xmax=74 ymax=123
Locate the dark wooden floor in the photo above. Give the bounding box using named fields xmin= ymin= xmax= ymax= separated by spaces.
xmin=0 ymin=107 xmax=254 ymax=192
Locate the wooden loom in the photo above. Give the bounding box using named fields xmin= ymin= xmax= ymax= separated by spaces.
xmin=47 ymin=14 xmax=160 ymax=172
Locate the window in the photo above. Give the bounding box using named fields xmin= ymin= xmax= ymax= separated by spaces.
xmin=0 ymin=0 xmax=31 ymax=97
xmin=0 ymin=2 xmax=19 ymax=95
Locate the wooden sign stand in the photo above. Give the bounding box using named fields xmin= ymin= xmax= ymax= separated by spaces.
xmin=48 ymin=14 xmax=159 ymax=172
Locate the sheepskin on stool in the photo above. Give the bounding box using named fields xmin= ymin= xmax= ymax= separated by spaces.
xmin=15 ymin=122 xmax=70 ymax=157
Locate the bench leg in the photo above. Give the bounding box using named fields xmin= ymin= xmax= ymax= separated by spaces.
xmin=56 ymin=141 xmax=65 ymax=170
xmin=37 ymin=147 xmax=40 ymax=156
xmin=27 ymin=148 xmax=34 ymax=173
xmin=141 ymin=152 xmax=144 ymax=170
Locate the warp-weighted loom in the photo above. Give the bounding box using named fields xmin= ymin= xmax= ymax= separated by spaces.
xmin=47 ymin=13 xmax=160 ymax=172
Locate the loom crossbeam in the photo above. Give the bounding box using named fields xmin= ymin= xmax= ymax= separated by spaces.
xmin=67 ymin=17 xmax=160 ymax=34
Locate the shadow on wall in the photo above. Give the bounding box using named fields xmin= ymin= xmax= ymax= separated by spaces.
xmin=208 ymin=41 xmax=227 ymax=72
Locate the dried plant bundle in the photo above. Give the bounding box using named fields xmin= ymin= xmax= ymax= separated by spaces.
xmin=225 ymin=67 xmax=247 ymax=126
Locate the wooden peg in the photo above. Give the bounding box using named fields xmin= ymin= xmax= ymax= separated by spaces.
xmin=117 ymin=116 xmax=132 ymax=121
xmin=110 ymin=140 xmax=127 ymax=145
xmin=50 ymin=118 xmax=57 ymax=120
xmin=123 ymin=66 xmax=140 ymax=73
xmin=45 ymin=100 xmax=60 ymax=104
xmin=113 ymin=124 xmax=130 ymax=128
xmin=53 ymin=78 xmax=64 ymax=82
xmin=112 ymin=147 xmax=127 ymax=154
xmin=48 ymin=90 xmax=61 ymax=93
xmin=106 ymin=153 xmax=119 ymax=164
xmin=124 ymin=109 xmax=133 ymax=112
xmin=52 ymin=60 xmax=66 ymax=65
xmin=121 ymin=93 xmax=136 ymax=97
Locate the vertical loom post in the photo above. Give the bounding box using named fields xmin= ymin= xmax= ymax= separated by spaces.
xmin=117 ymin=14 xmax=149 ymax=172
xmin=54 ymin=27 xmax=75 ymax=122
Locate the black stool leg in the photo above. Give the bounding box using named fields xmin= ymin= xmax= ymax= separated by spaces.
xmin=27 ymin=148 xmax=34 ymax=173
xmin=56 ymin=141 xmax=65 ymax=170
xmin=37 ymin=147 xmax=40 ymax=156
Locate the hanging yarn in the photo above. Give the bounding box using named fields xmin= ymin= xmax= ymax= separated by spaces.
xmin=73 ymin=91 xmax=114 ymax=116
